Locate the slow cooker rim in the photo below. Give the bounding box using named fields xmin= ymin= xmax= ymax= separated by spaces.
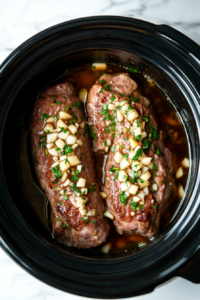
xmin=1 ymin=16 xmax=200 ymax=75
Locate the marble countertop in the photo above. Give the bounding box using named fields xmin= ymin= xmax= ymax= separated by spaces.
xmin=1 ymin=0 xmax=200 ymax=299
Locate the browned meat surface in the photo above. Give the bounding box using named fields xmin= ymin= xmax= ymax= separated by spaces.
xmin=30 ymin=82 xmax=110 ymax=248
xmin=87 ymin=73 xmax=176 ymax=237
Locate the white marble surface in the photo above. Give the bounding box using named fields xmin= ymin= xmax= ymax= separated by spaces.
xmin=1 ymin=0 xmax=200 ymax=299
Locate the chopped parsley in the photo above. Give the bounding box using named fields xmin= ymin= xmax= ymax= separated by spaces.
xmin=154 ymin=146 xmax=160 ymax=154
xmin=70 ymin=183 xmax=80 ymax=194
xmin=58 ymin=200 xmax=62 ymax=205
xmin=40 ymin=113 xmax=48 ymax=121
xmin=110 ymin=94 xmax=115 ymax=101
xmin=55 ymin=101 xmax=62 ymax=105
xmin=135 ymin=120 xmax=140 ymax=127
xmin=143 ymin=139 xmax=151 ymax=153
xmin=59 ymin=127 xmax=67 ymax=133
xmin=150 ymin=124 xmax=159 ymax=139
xmin=38 ymin=141 xmax=46 ymax=148
xmin=71 ymin=170 xmax=80 ymax=182
xmin=100 ymin=79 xmax=105 ymax=84
xmin=119 ymin=191 xmax=128 ymax=205
xmin=133 ymin=148 xmax=143 ymax=161
xmin=100 ymin=104 xmax=108 ymax=115
xmin=81 ymin=217 xmax=89 ymax=224
xmin=88 ymin=183 xmax=96 ymax=193
xmin=92 ymin=220 xmax=96 ymax=224
xmin=126 ymin=67 xmax=138 ymax=73
xmin=62 ymin=223 xmax=67 ymax=228
xmin=130 ymin=178 xmax=136 ymax=184
xmin=88 ymin=125 xmax=96 ymax=139
xmin=137 ymin=204 xmax=143 ymax=210
xmin=99 ymin=87 xmax=105 ymax=93
xmin=131 ymin=200 xmax=137 ymax=211
xmin=111 ymin=146 xmax=116 ymax=153
xmin=152 ymin=163 xmax=157 ymax=172
xmin=75 ymin=101 xmax=82 ymax=110
xmin=137 ymin=178 xmax=144 ymax=183
xmin=135 ymin=134 xmax=141 ymax=141
xmin=109 ymin=165 xmax=119 ymax=173
xmin=135 ymin=97 xmax=139 ymax=102
xmin=63 ymin=144 xmax=73 ymax=155
xmin=71 ymin=115 xmax=77 ymax=124
xmin=52 ymin=166 xmax=62 ymax=180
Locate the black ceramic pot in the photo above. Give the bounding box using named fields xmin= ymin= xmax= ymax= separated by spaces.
xmin=0 ymin=16 xmax=200 ymax=298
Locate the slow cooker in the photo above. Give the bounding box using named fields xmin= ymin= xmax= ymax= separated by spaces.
xmin=0 ymin=16 xmax=200 ymax=298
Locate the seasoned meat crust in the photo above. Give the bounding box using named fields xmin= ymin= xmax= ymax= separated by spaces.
xmin=30 ymin=82 xmax=110 ymax=248
xmin=87 ymin=73 xmax=176 ymax=238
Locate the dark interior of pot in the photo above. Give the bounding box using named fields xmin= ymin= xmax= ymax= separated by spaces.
xmin=2 ymin=48 xmax=197 ymax=259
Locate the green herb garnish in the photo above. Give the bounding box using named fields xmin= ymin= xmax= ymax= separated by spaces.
xmin=119 ymin=191 xmax=128 ymax=205
xmin=127 ymin=67 xmax=138 ymax=73
xmin=88 ymin=183 xmax=96 ymax=193
xmin=52 ymin=165 xmax=62 ymax=179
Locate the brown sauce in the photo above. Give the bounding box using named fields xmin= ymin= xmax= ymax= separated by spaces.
xmin=27 ymin=64 xmax=188 ymax=253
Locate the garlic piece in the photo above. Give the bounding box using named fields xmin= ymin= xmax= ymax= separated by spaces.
xmin=140 ymin=171 xmax=151 ymax=181
xmin=48 ymin=148 xmax=59 ymax=156
xmin=66 ymin=135 xmax=77 ymax=145
xmin=114 ymin=152 xmax=123 ymax=164
xmin=92 ymin=63 xmax=107 ymax=71
xmin=120 ymin=158 xmax=131 ymax=170
xmin=56 ymin=119 xmax=68 ymax=129
xmin=100 ymin=192 xmax=107 ymax=198
xmin=59 ymin=160 xmax=70 ymax=172
xmin=118 ymin=170 xmax=128 ymax=182
xmin=129 ymin=184 xmax=139 ymax=195
xmin=104 ymin=210 xmax=114 ymax=220
xmin=43 ymin=123 xmax=54 ymax=133
xmin=46 ymin=133 xmax=58 ymax=144
xmin=76 ymin=178 xmax=86 ymax=188
xmin=127 ymin=110 xmax=139 ymax=121
xmin=129 ymin=137 xmax=139 ymax=149
xmin=67 ymin=155 xmax=81 ymax=166
xmin=46 ymin=117 xmax=54 ymax=123
xmin=68 ymin=124 xmax=78 ymax=134
xmin=58 ymin=131 xmax=70 ymax=140
xmin=79 ymin=89 xmax=87 ymax=103
xmin=176 ymin=167 xmax=184 ymax=179
xmin=140 ymin=157 xmax=152 ymax=166
xmin=117 ymin=110 xmax=124 ymax=122
xmin=55 ymin=139 xmax=65 ymax=149
xmin=181 ymin=157 xmax=190 ymax=168
xmin=59 ymin=111 xmax=72 ymax=120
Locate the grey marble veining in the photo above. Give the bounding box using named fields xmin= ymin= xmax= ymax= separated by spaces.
xmin=1 ymin=0 xmax=200 ymax=299
xmin=1 ymin=0 xmax=200 ymax=63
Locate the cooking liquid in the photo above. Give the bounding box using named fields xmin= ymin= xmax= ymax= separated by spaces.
xmin=27 ymin=64 xmax=189 ymax=253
